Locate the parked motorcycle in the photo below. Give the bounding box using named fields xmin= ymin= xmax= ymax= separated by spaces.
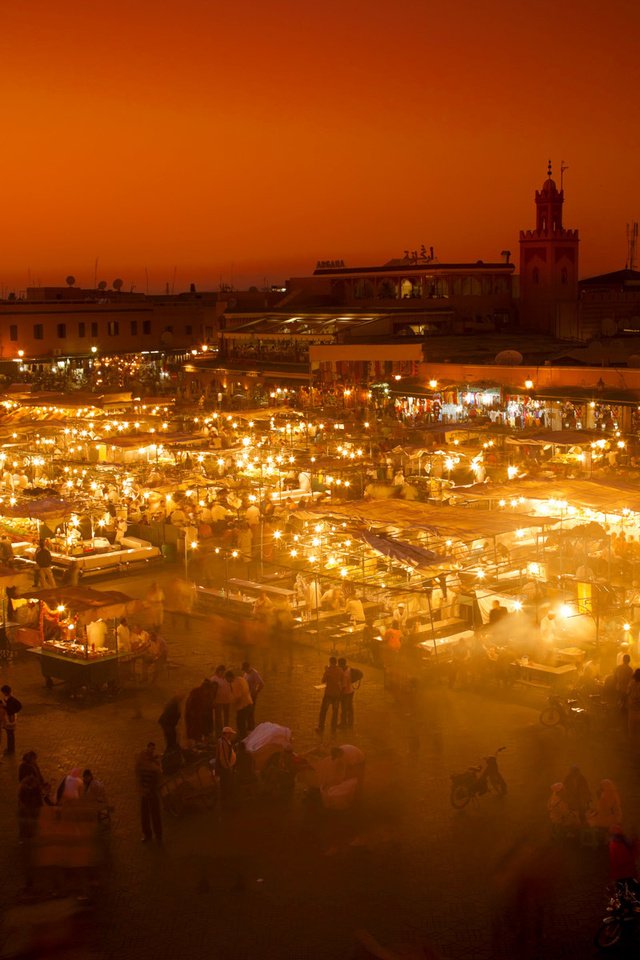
xmin=539 ymin=695 xmax=590 ymax=732
xmin=450 ymin=746 xmax=507 ymax=809
xmin=594 ymin=881 xmax=640 ymax=950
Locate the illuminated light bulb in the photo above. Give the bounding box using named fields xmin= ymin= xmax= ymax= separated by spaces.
xmin=429 ymin=379 xmax=438 ymax=389
xmin=273 ymin=530 xmax=282 ymax=539
xmin=476 ymin=569 xmax=485 ymax=579
xmin=498 ymin=499 xmax=506 ymax=507
xmin=558 ymin=603 xmax=572 ymax=618
xmin=624 ymin=623 xmax=631 ymax=632
xmin=231 ymin=550 xmax=238 ymax=559
xmin=513 ymin=600 xmax=523 ymax=612
xmin=340 ymin=568 xmax=348 ymax=577
xmin=190 ymin=540 xmax=198 ymax=550
xmin=290 ymin=549 xmax=298 ymax=558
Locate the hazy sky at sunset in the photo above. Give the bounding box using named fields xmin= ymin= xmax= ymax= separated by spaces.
xmin=1 ymin=0 xmax=639 ymax=293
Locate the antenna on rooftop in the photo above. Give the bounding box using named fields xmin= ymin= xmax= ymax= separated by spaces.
xmin=627 ymin=222 xmax=638 ymax=271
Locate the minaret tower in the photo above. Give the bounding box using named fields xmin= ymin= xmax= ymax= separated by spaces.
xmin=519 ymin=161 xmax=579 ymax=335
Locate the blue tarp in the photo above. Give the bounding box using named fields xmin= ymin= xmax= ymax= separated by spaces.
xmin=357 ymin=529 xmax=447 ymax=570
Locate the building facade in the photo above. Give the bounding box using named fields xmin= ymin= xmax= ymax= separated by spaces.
xmin=0 ymin=286 xmax=224 ymax=360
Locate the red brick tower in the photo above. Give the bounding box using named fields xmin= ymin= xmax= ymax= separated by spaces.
xmin=519 ymin=161 xmax=579 ymax=336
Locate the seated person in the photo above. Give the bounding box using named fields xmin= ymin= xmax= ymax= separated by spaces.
xmin=346 ymin=597 xmax=366 ymax=623
xmin=253 ymin=591 xmax=274 ymax=619
xmin=320 ymin=586 xmax=344 ymax=611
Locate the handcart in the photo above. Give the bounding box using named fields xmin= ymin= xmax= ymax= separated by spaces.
xmin=159 ymin=756 xmax=218 ymax=817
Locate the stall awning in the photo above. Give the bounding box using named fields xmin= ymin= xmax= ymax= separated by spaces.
xmin=504 ymin=429 xmax=602 ymax=447
xmin=460 ymin=478 xmax=640 ymax=514
xmin=18 ymin=586 xmax=141 ymax=625
xmin=302 ymin=499 xmax=553 ymax=539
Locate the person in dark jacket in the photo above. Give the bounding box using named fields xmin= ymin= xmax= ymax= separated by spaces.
xmin=135 ymin=742 xmax=163 ymax=842
xmin=158 ymin=695 xmax=181 ymax=752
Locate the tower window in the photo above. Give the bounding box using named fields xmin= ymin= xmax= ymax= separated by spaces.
xmin=561 ymin=268 xmax=568 ymax=285
xmin=532 ymin=268 xmax=540 ymax=285
xmin=57 ymin=323 xmax=66 ymax=338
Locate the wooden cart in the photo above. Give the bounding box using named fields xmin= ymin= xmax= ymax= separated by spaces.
xmin=159 ymin=757 xmax=218 ymax=817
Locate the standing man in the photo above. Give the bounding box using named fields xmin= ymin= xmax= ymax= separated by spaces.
xmin=135 ymin=742 xmax=163 ymax=843
xmin=225 ymin=670 xmax=253 ymax=739
xmin=316 ymin=656 xmax=343 ymax=736
xmin=158 ymin=695 xmax=182 ymax=753
xmin=242 ymin=661 xmax=264 ymax=731
xmin=34 ymin=540 xmax=56 ymax=588
xmin=1 ymin=685 xmax=21 ymax=756
xmin=337 ymin=657 xmax=358 ymax=729
xmin=216 ymin=726 xmax=237 ymax=811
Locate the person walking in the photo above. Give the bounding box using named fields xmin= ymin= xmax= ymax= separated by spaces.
xmin=210 ymin=665 xmax=233 ymax=736
xmin=34 ymin=540 xmax=56 ymax=588
xmin=135 ymin=742 xmax=163 ymax=843
xmin=145 ymin=581 xmax=165 ymax=630
xmin=338 ymin=657 xmax=355 ymax=729
xmin=316 ymin=656 xmax=343 ymax=735
xmin=215 ymin=726 xmax=237 ymax=811
xmin=184 ymin=679 xmax=216 ymax=745
xmin=1 ymin=685 xmax=21 ymax=756
xmin=18 ymin=773 xmax=43 ymax=840
xmin=614 ymin=654 xmax=634 ymax=712
xmin=158 ymin=695 xmax=182 ymax=753
xmin=242 ymin=661 xmax=264 ymax=731
xmin=225 ymin=670 xmax=253 ymax=739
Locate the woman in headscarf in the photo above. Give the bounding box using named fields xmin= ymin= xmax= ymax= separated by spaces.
xmin=562 ymin=766 xmax=592 ymax=826
xmin=588 ymin=779 xmax=622 ymax=831
xmin=547 ymin=782 xmax=578 ymax=828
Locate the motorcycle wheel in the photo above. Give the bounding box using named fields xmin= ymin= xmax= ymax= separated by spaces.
xmin=594 ymin=917 xmax=623 ymax=950
xmin=540 ymin=706 xmax=562 ymax=727
xmin=450 ymin=784 xmax=471 ymax=809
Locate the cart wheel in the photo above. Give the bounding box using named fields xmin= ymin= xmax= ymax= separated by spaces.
xmin=450 ymin=784 xmax=471 ymax=809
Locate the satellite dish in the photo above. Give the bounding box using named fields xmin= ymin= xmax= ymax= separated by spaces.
xmin=97 ymin=280 xmax=107 ymax=291
xmin=65 ymin=275 xmax=76 ymax=287
xmin=628 ymin=355 xmax=640 ymax=368
xmin=495 ymin=350 xmax=523 ymax=365
xmin=113 ymin=278 xmax=123 ymax=291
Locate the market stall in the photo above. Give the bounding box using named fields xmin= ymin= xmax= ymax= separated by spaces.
xmin=24 ymin=586 xmax=144 ymax=690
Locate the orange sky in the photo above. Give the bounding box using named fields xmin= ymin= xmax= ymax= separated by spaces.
xmin=1 ymin=0 xmax=639 ymax=293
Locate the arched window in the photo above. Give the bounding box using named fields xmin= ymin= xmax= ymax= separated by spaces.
xmin=532 ymin=268 xmax=540 ymax=285
xmin=561 ymin=267 xmax=568 ymax=285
